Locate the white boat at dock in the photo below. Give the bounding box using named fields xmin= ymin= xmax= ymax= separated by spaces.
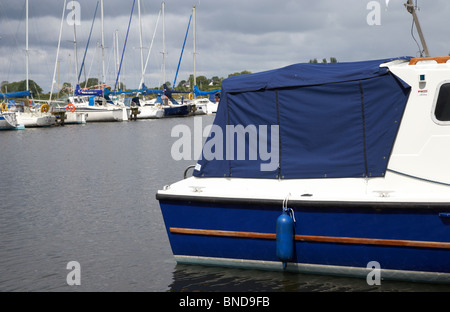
xmin=14 ymin=104 xmax=56 ymax=127
xmin=66 ymin=96 xmax=129 ymax=122
xmin=17 ymin=111 xmax=55 ymax=127
xmin=0 ymin=111 xmax=24 ymax=130
xmin=130 ymin=97 xmax=164 ymax=119
xmin=63 ymin=110 xmax=87 ymax=124
xmin=191 ymin=98 xmax=218 ymax=115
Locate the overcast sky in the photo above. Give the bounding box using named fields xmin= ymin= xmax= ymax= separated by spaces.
xmin=0 ymin=0 xmax=449 ymax=93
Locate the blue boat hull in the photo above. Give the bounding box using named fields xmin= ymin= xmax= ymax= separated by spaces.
xmin=163 ymin=104 xmax=191 ymax=117
xmin=158 ymin=195 xmax=450 ymax=283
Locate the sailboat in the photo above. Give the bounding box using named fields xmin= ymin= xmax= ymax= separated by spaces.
xmin=153 ymin=2 xmax=192 ymax=118
xmin=0 ymin=94 xmax=25 ymax=130
xmin=0 ymin=111 xmax=24 ymax=130
xmin=190 ymin=5 xmax=220 ymax=115
xmin=16 ymin=105 xmax=56 ymax=127
xmin=156 ymin=2 xmax=450 ymax=284
xmin=69 ymin=86 xmax=129 ymax=122
xmin=59 ymin=0 xmax=129 ymax=122
xmin=127 ymin=0 xmax=164 ymax=119
xmin=193 ymin=86 xmax=219 ymax=114
xmin=14 ymin=0 xmax=55 ymax=127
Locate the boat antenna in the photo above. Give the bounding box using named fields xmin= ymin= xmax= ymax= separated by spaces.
xmin=404 ymin=0 xmax=430 ymax=57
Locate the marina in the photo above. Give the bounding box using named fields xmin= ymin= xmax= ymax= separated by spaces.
xmin=1 ymin=0 xmax=450 ymax=293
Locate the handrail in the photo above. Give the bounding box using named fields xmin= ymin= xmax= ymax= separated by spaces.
xmin=184 ymin=165 xmax=196 ymax=179
xmin=409 ymin=56 xmax=450 ymax=65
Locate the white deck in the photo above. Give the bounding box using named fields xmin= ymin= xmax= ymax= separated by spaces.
xmin=159 ymin=58 xmax=450 ymax=205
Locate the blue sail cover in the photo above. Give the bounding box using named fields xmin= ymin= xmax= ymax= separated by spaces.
xmin=193 ymin=57 xmax=412 ymax=179
xmin=0 ymin=90 xmax=31 ymax=99
xmin=194 ymin=85 xmax=221 ymax=97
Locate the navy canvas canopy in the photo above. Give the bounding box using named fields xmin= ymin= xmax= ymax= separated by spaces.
xmin=193 ymin=57 xmax=412 ymax=179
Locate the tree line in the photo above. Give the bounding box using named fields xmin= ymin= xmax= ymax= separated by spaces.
xmin=0 ymin=71 xmax=252 ymax=100
xmin=309 ymin=57 xmax=338 ymax=63
xmin=1 ymin=80 xmax=43 ymax=96
xmin=1 ymin=61 xmax=337 ymax=99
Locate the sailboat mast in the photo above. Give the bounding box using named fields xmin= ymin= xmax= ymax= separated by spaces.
xmin=193 ymin=5 xmax=196 ymax=88
xmin=405 ymin=0 xmax=430 ymax=57
xmin=138 ymin=0 xmax=145 ymax=86
xmin=114 ymin=0 xmax=136 ymax=91
xmin=115 ymin=30 xmax=120 ymax=89
xmin=162 ymin=1 xmax=166 ymax=85
xmin=101 ymin=0 xmax=106 ymax=85
xmin=72 ymin=1 xmax=79 ymax=85
xmin=25 ymin=0 xmax=29 ymax=95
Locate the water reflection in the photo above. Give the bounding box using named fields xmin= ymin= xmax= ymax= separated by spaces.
xmin=169 ymin=263 xmax=450 ymax=292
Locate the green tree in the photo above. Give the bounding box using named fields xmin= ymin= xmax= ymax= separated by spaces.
xmin=79 ymin=78 xmax=99 ymax=88
xmin=228 ymin=70 xmax=252 ymax=78
xmin=0 ymin=80 xmax=42 ymax=95
xmin=309 ymin=57 xmax=338 ymax=63
xmin=59 ymin=82 xmax=73 ymax=95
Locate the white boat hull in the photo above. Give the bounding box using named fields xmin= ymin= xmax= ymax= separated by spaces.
xmin=66 ymin=96 xmax=130 ymax=122
xmin=0 ymin=112 xmax=25 ymax=130
xmin=65 ymin=112 xmax=87 ymax=124
xmin=136 ymin=106 xmax=164 ymax=119
xmin=74 ymin=107 xmax=129 ymax=122
xmin=17 ymin=112 xmax=55 ymax=127
xmin=206 ymin=102 xmax=218 ymax=114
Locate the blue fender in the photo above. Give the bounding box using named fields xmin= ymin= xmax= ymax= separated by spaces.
xmin=276 ymin=211 xmax=294 ymax=266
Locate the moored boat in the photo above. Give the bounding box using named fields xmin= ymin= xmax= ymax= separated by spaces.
xmin=163 ymin=103 xmax=192 ymax=117
xmin=130 ymin=97 xmax=164 ymax=119
xmin=15 ymin=104 xmax=56 ymax=127
xmin=65 ymin=111 xmax=87 ymax=124
xmin=66 ymin=96 xmax=129 ymax=122
xmin=157 ymin=56 xmax=450 ymax=284
xmin=0 ymin=111 xmax=24 ymax=130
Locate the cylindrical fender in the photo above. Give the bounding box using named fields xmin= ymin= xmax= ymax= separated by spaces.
xmin=276 ymin=211 xmax=294 ymax=263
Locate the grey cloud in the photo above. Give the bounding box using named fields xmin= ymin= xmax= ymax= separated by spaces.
xmin=1 ymin=0 xmax=449 ymax=93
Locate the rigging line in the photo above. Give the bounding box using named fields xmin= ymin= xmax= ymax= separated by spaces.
xmin=173 ymin=13 xmax=192 ymax=89
xmin=78 ymin=1 xmax=99 ymax=85
xmin=140 ymin=8 xmax=161 ymax=89
xmin=85 ymin=44 xmax=99 ymax=89
xmin=409 ymin=0 xmax=424 ymax=57
xmin=114 ymin=0 xmax=136 ymax=91
xmin=49 ymin=0 xmax=68 ymax=103
xmin=410 ymin=15 xmax=423 ymax=57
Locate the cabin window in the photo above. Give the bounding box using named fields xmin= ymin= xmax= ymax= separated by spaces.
xmin=435 ymin=83 xmax=450 ymax=122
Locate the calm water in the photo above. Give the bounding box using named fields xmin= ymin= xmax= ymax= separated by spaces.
xmin=1 ymin=115 xmax=449 ymax=292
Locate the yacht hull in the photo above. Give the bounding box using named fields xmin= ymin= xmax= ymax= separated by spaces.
xmin=158 ymin=194 xmax=450 ymax=283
